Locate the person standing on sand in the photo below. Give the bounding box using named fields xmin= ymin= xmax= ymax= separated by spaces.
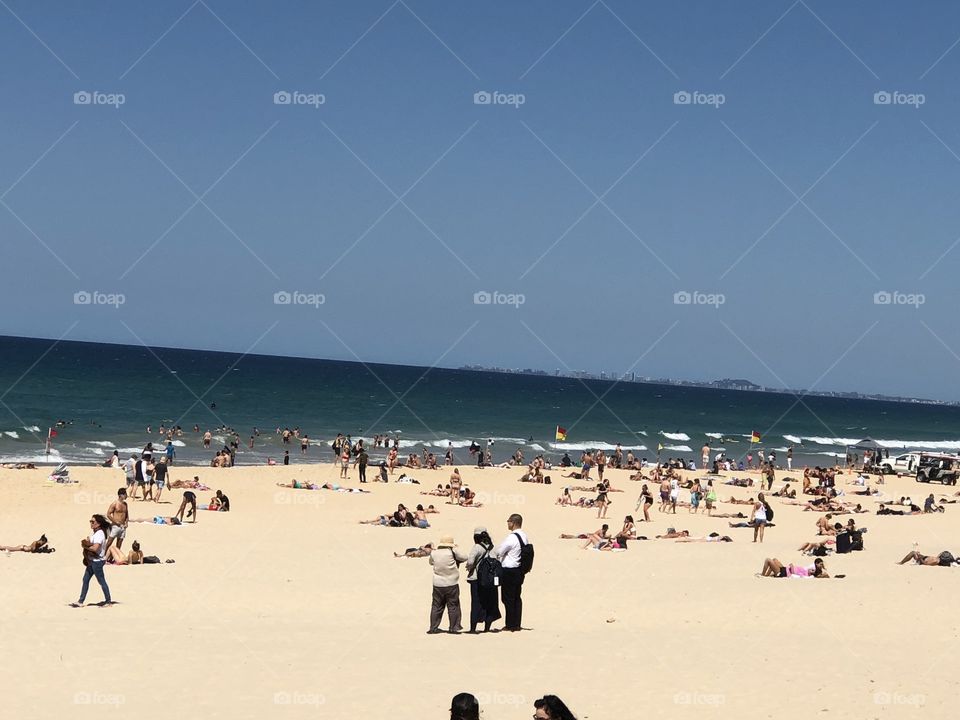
xmin=701 ymin=443 xmax=710 ymax=470
xmin=750 ymin=499 xmax=767 ymax=543
xmin=123 ymin=454 xmax=137 ymax=498
xmin=495 ymin=513 xmax=529 ymax=632
xmin=153 ymin=456 xmax=169 ymax=503
xmin=71 ymin=514 xmax=112 ymax=607
xmin=103 ymin=488 xmax=129 ymax=555
xmin=356 ymin=447 xmax=369 ymax=483
xmin=787 ymin=446 xmax=793 ymax=471
xmin=465 ymin=527 xmax=501 ymax=633
xmin=427 ymin=535 xmax=467 ymax=634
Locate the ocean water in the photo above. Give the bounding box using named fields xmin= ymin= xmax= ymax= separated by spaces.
xmin=1 ymin=335 xmax=960 ymax=467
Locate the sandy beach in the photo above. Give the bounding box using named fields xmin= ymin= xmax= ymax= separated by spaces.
xmin=3 ymin=461 xmax=958 ymax=719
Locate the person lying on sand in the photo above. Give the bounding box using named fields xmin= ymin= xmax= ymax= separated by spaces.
xmin=1 ymin=534 xmax=54 ymax=553
xmin=394 ymin=543 xmax=434 ymax=558
xmin=798 ymin=540 xmax=833 ymax=554
xmin=772 ymin=484 xmax=796 ymax=498
xmin=759 ymin=557 xmax=836 ymax=578
xmin=169 ymin=476 xmax=211 ymax=490
xmin=656 ymin=529 xmax=690 ymax=539
xmin=724 ymin=478 xmax=753 ymax=487
xmin=675 ymin=533 xmax=733 ymax=543
xmin=726 ymin=496 xmax=755 ymax=505
xmin=559 ymin=525 xmax=609 ymax=541
xmin=877 ymin=503 xmax=921 ymax=516
xmin=897 ymin=549 xmax=960 ymax=566
xmin=128 ymin=516 xmax=182 ymax=525
xmin=420 ymin=484 xmax=449 ymax=497
xmin=711 ymin=512 xmax=747 ymax=519
xmin=0 ymin=463 xmax=37 ymax=469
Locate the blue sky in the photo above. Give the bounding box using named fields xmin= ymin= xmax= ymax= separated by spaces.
xmin=2 ymin=0 xmax=960 ymax=399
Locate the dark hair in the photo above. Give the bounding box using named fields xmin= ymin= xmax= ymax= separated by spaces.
xmin=92 ymin=514 xmax=111 ymax=531
xmin=508 ymin=513 xmax=523 ymax=527
xmin=450 ymin=692 xmax=479 ymax=720
xmin=625 ymin=515 xmax=634 ymax=523
xmin=534 ymin=695 xmax=577 ymax=720
xmin=118 ymin=487 xmax=127 ymax=496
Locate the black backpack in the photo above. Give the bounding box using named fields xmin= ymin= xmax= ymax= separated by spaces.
xmin=477 ymin=551 xmax=502 ymax=588
xmin=938 ymin=551 xmax=955 ymax=566
xmin=515 ymin=532 xmax=534 ymax=574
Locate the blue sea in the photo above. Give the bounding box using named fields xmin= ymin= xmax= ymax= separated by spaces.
xmin=1 ymin=335 xmax=959 ymax=467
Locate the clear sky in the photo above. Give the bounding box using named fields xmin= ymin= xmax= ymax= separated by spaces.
xmin=2 ymin=1 xmax=959 ymax=399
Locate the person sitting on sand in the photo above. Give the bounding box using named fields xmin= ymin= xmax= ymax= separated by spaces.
xmin=559 ymin=524 xmax=609 ymax=546
xmin=413 ymin=505 xmax=431 ymax=529
xmin=0 ymin=534 xmax=54 ymax=553
xmin=557 ymin=487 xmax=573 ymax=506
xmin=580 ymin=524 xmax=612 ymax=550
xmin=798 ymin=539 xmax=833 ymax=554
xmin=127 ymin=540 xmax=144 ymax=565
xmin=897 ymin=549 xmax=959 ymax=566
xmin=394 ymin=543 xmax=434 ymax=558
xmin=772 ymin=484 xmax=796 ymax=499
xmin=759 ymin=557 xmax=832 ymax=578
xmin=128 ymin=516 xmax=182 ymax=525
xmin=460 ymin=489 xmax=483 ymax=507
xmin=616 ymin=516 xmax=637 ymax=545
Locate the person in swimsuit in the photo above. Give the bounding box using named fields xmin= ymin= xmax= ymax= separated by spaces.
xmin=898 ymin=549 xmax=958 ymax=566
xmin=176 ymin=491 xmax=197 ymax=523
xmin=0 ymin=534 xmax=54 ymax=553
xmin=596 ymin=483 xmax=610 ymax=519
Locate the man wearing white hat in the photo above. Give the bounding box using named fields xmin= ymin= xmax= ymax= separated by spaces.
xmin=427 ymin=535 xmax=468 ymax=634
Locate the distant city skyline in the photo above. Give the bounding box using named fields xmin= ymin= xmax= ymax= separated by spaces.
xmin=3 ymin=3 xmax=960 ymax=399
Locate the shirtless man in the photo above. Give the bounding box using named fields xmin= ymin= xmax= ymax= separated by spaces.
xmin=103 ymin=488 xmax=129 ymax=555
xmin=816 ymin=514 xmax=836 ymax=536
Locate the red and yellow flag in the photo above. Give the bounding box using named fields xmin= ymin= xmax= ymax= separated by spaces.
xmin=751 ymin=431 xmax=761 ymax=443
xmin=555 ymin=426 xmax=567 ymax=441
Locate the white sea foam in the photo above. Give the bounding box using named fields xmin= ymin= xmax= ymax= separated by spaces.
xmin=660 ymin=432 xmax=691 ymax=441
xmin=705 ymin=432 xmax=724 ymax=439
xmin=89 ymin=448 xmax=105 ymax=456
xmin=876 ymin=439 xmax=960 ymax=451
xmin=0 ymin=452 xmax=60 ymax=464
xmin=22 ymin=425 xmax=40 ymax=432
xmin=636 ymin=430 xmax=648 ymax=436
xmin=427 ymin=439 xmax=475 ymax=449
xmin=530 ymin=444 xmax=545 ymax=452
xmin=88 ymin=440 xmax=116 ymax=448
xmin=783 ymin=435 xmax=802 ymax=444
xmin=549 ymin=442 xmax=626 ymax=452
xmin=490 ymin=437 xmax=527 ymax=444
xmin=4 ymin=431 xmax=19 ymax=439
xmin=664 ymin=444 xmax=693 ymax=453
xmin=801 ymin=436 xmax=863 ymax=447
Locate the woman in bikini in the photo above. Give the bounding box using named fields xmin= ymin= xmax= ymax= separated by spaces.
xmin=0 ymin=534 xmax=53 ymax=553
xmin=635 ymin=484 xmax=654 ymax=521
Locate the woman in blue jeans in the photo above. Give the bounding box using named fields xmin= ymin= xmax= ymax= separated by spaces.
xmin=71 ymin=514 xmax=113 ymax=607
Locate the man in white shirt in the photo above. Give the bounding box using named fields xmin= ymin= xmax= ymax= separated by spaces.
xmin=71 ymin=514 xmax=112 ymax=607
xmin=123 ymin=454 xmax=137 ymax=496
xmin=427 ymin=535 xmax=468 ymax=634
xmin=495 ymin=513 xmax=529 ymax=631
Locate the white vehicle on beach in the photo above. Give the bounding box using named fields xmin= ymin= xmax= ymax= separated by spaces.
xmin=879 ymin=452 xmax=921 ymax=475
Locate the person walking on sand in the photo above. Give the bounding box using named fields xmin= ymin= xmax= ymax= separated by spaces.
xmin=103 ymin=488 xmax=129 ymax=556
xmin=122 ymin=454 xmax=137 ymax=498
xmin=71 ymin=514 xmax=112 ymax=607
xmin=153 ymin=456 xmax=169 ymax=503
xmin=750 ymin=499 xmax=767 ymax=543
xmin=356 ymin=447 xmax=369 ymax=483
xmin=495 ymin=513 xmax=530 ymax=632
xmin=427 ymin=535 xmax=467 ymax=634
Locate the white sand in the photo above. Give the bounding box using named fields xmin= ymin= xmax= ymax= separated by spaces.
xmin=2 ymin=463 xmax=958 ymax=718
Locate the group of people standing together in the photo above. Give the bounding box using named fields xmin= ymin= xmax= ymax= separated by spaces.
xmin=427 ymin=513 xmax=533 ymax=635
